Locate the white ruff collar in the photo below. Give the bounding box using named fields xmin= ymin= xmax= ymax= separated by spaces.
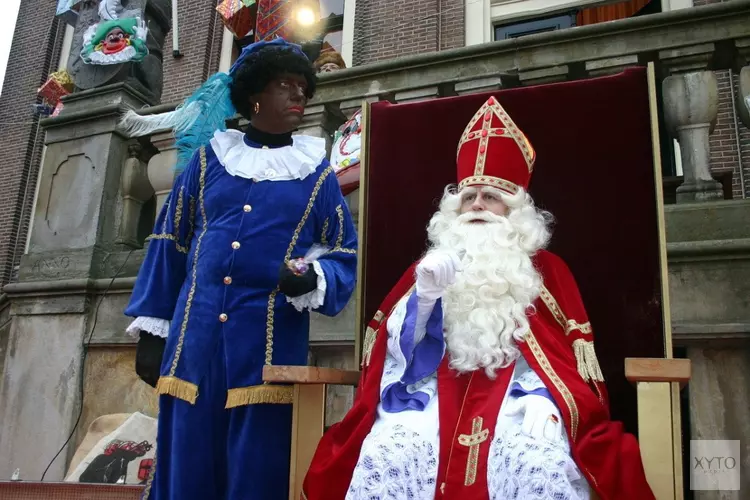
xmin=209 ymin=129 xmax=326 ymax=182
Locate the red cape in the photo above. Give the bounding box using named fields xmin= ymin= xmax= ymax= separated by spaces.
xmin=303 ymin=250 xmax=655 ymax=500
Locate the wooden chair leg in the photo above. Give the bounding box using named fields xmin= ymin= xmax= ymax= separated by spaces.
xmin=289 ymin=383 xmax=326 ymax=500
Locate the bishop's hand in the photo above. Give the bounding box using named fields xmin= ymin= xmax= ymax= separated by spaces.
xmin=505 ymin=394 xmax=564 ymax=443
xmin=415 ymin=250 xmax=462 ymax=301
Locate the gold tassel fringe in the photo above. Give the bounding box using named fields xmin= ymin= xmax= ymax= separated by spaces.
xmin=572 ymin=339 xmax=605 ymax=383
xmin=156 ymin=376 xmax=199 ymax=404
xmin=225 ymin=384 xmax=294 ymax=408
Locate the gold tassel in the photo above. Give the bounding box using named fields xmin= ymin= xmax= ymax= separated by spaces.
xmin=572 ymin=339 xmax=605 ymax=383
xmin=225 ymin=384 xmax=294 ymax=408
xmin=156 ymin=376 xmax=199 ymax=404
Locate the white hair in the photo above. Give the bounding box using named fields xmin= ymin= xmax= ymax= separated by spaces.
xmin=425 ymin=184 xmax=553 ymax=378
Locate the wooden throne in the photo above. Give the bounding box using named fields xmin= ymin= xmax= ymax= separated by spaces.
xmin=265 ymin=63 xmax=690 ymax=500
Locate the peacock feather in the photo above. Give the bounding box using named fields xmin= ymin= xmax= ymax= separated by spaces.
xmin=119 ymin=72 xmax=236 ymax=172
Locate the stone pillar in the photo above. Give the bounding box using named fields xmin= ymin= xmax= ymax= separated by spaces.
xmin=117 ymin=144 xmax=155 ymax=248
xmin=148 ymin=132 xmax=179 ymax=214
xmin=662 ymin=71 xmax=723 ymax=203
xmin=0 ymin=83 xmax=151 ymax=481
xmin=296 ymin=103 xmax=346 ymax=155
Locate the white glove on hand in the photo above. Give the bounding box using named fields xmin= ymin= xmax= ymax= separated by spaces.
xmin=505 ymin=394 xmax=564 ymax=443
xmin=415 ymin=250 xmax=462 ymax=301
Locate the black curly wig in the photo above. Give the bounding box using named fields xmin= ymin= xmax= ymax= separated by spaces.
xmin=229 ymin=46 xmax=317 ymax=121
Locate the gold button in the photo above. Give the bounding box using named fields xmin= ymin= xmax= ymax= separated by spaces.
xmin=243 ymin=205 xmax=252 ymax=212
xmin=219 ymin=313 xmax=228 ymax=322
xmin=223 ymin=276 xmax=232 ymax=285
xmin=232 ymin=241 xmax=240 ymax=250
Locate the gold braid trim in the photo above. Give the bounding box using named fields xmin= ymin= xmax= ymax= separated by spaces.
xmin=156 ymin=376 xmax=198 ymax=404
xmin=225 ymin=384 xmax=294 ymax=408
xmin=572 ymin=338 xmax=605 ymax=383
xmin=168 ymin=147 xmax=208 ymax=387
xmin=321 ymin=217 xmax=329 ymax=246
xmin=566 ymin=319 xmax=592 ymax=335
xmin=525 ymin=330 xmax=579 ymax=441
xmin=173 ymin=186 xmax=184 ymax=240
xmin=145 ymin=233 xmax=189 ymax=254
xmin=362 ymin=286 xmax=416 ymax=366
xmin=141 ymin=421 xmax=158 ymax=499
xmin=264 ymin=167 xmax=334 ymax=367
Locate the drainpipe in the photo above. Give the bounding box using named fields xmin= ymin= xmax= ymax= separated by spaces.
xmin=172 ymin=0 xmax=182 ymax=57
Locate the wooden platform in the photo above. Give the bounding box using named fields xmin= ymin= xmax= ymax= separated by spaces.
xmin=0 ymin=482 xmax=144 ymax=500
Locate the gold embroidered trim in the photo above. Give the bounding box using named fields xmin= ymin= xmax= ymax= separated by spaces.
xmin=458 ymin=416 xmax=489 ymax=486
xmin=458 ymin=175 xmax=519 ymax=194
xmin=540 ymin=286 xmax=592 ymax=337
xmin=329 ymin=248 xmax=357 ymax=255
xmin=160 ymin=195 xmax=171 ymax=235
xmin=156 ymin=375 xmax=198 ymax=404
xmin=169 ymin=147 xmax=208 ymax=380
xmin=362 ymin=326 xmax=377 ymax=367
xmin=334 ymin=205 xmax=344 ymax=248
xmin=145 ymin=233 xmax=189 ymax=254
xmin=321 ymin=217 xmax=330 ymax=246
xmin=525 ymin=330 xmax=579 ymax=441
xmin=187 ymin=196 xmax=196 ymax=242
xmin=565 ymin=319 xmax=592 ymax=335
xmin=225 ymin=384 xmax=294 ymax=408
xmin=456 ymin=98 xmax=535 ymax=172
xmin=173 ymin=186 xmax=184 ymax=240
xmin=539 ymin=285 xmax=566 ymax=330
xmin=572 ymin=338 xmax=604 ymax=383
xmin=266 ymin=167 xmax=334 ymax=366
xmin=141 ymin=423 xmax=158 ymax=499
xmin=362 ymin=286 xmax=416 ymax=367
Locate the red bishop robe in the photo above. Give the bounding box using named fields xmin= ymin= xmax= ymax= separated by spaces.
xmin=303 ymin=250 xmax=655 ymax=500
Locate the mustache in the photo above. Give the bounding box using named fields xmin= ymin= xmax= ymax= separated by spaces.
xmin=456 ymin=211 xmax=506 ymax=224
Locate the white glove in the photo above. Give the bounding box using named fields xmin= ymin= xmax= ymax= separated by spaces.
xmin=505 ymin=394 xmax=563 ymax=443
xmin=415 ymin=250 xmax=462 ymax=301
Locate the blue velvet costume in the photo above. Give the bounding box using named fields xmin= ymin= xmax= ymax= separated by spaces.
xmin=125 ymin=137 xmax=357 ymax=499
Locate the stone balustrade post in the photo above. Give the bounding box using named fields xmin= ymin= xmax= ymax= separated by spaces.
xmin=660 ymin=43 xmax=723 ymax=203
xmin=295 ymin=103 xmax=346 ymax=155
xmin=117 ymin=144 xmax=155 ymax=248
xmin=147 ymin=132 xmax=179 ymax=214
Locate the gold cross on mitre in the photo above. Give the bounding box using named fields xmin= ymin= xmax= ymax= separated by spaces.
xmin=457 ymin=416 xmax=490 ymax=486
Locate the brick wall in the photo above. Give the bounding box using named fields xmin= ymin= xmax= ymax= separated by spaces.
xmin=0 ymin=0 xmax=66 ymax=285
xmin=161 ymin=0 xmax=225 ymax=103
xmin=353 ymin=0 xmax=464 ymax=66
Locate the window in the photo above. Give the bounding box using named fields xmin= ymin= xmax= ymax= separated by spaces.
xmin=220 ymin=0 xmax=353 ymax=71
xmin=494 ymin=13 xmax=577 ymax=40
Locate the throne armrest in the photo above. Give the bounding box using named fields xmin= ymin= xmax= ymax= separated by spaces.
xmin=263 ymin=365 xmax=361 ymax=500
xmin=262 ymin=366 xmax=360 ymax=386
xmin=624 ymin=357 xmax=691 ymax=500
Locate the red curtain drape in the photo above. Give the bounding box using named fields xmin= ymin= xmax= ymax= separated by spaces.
xmin=577 ymin=0 xmax=652 ymax=25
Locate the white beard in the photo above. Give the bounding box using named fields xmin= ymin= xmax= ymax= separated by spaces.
xmin=427 ymin=210 xmax=543 ymax=379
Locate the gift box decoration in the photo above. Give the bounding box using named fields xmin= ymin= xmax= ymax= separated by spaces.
xmin=56 ymin=0 xmax=83 ymax=26
xmin=216 ymin=0 xmax=258 ymax=40
xmin=37 ymin=70 xmax=75 ymax=107
xmin=255 ymin=0 xmax=294 ymax=42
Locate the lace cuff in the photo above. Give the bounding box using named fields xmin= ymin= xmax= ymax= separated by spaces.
xmin=126 ymin=316 xmax=170 ymax=339
xmin=287 ymin=260 xmax=327 ymax=312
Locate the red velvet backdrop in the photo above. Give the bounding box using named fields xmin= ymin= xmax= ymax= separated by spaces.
xmin=361 ymin=67 xmax=665 ymax=435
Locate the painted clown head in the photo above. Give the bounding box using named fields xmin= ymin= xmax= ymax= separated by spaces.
xmin=82 ymin=17 xmax=148 ymax=65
